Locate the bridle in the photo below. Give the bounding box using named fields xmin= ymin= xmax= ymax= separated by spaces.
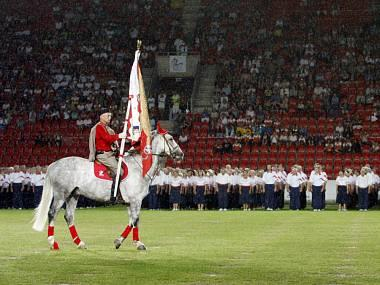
xmin=123 ymin=133 xmax=182 ymax=182
xmin=158 ymin=133 xmax=181 ymax=159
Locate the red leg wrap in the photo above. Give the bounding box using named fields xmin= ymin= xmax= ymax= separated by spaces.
xmin=133 ymin=227 xmax=139 ymax=241
xmin=53 ymin=241 xmax=59 ymax=250
xmin=73 ymin=237 xmax=82 ymax=245
xmin=69 ymin=225 xmax=81 ymax=245
xmin=121 ymin=225 xmax=132 ymax=239
xmin=48 ymin=226 xmax=54 ymax=237
xmin=69 ymin=225 xmax=78 ymax=239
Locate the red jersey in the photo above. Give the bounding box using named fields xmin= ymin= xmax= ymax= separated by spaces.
xmin=95 ymin=123 xmax=119 ymax=152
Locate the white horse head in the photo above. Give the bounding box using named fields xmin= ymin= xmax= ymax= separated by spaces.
xmin=151 ymin=131 xmax=184 ymax=162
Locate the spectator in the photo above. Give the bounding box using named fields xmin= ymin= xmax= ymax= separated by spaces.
xmin=179 ymin=132 xmax=188 ymax=144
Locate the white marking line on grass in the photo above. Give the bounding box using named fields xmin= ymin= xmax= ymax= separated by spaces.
xmin=0 ymin=256 xmax=20 ymax=260
xmin=226 ymin=259 xmax=250 ymax=263
xmin=80 ymin=274 xmax=95 ymax=277
xmin=336 ymin=273 xmax=353 ymax=279
xmin=335 ymin=220 xmax=361 ymax=279
xmin=204 ymin=273 xmax=217 ymax=277
xmin=336 ymin=265 xmax=354 ymax=270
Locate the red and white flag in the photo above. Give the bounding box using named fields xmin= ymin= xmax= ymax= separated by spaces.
xmin=127 ymin=50 xmax=152 ymax=177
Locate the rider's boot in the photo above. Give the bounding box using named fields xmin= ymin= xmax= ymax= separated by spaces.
xmin=110 ymin=177 xmax=120 ymax=204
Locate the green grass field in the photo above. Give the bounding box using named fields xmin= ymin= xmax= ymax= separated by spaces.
xmin=1 ymin=207 xmax=380 ymax=285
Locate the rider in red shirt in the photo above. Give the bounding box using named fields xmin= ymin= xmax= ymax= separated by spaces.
xmin=95 ymin=122 xmax=120 ymax=152
xmin=89 ymin=112 xmax=127 ymax=202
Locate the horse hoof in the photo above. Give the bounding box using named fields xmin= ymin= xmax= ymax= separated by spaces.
xmin=137 ymin=245 xmax=146 ymax=251
xmin=77 ymin=241 xmax=87 ymax=249
xmin=135 ymin=241 xmax=146 ymax=251
xmin=114 ymin=238 xmax=122 ymax=250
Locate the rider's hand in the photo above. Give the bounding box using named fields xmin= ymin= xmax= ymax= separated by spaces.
xmin=118 ymin=133 xmax=127 ymax=139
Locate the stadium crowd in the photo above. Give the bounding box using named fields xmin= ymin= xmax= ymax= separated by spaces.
xmin=193 ymin=0 xmax=379 ymax=150
xmin=203 ymin=114 xmax=375 ymax=155
xmin=1 ymin=163 xmax=378 ymax=212
xmin=0 ymin=0 xmax=183 ymax=135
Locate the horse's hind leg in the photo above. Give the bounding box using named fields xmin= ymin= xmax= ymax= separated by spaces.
xmin=47 ymin=198 xmax=65 ymax=250
xmin=64 ymin=191 xmax=87 ymax=249
xmin=114 ymin=200 xmax=146 ymax=250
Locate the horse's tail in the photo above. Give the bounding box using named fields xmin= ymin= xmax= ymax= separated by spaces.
xmin=32 ymin=174 xmax=53 ymax=232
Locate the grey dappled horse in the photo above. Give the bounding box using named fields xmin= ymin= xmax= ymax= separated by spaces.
xmin=32 ymin=132 xmax=183 ymax=250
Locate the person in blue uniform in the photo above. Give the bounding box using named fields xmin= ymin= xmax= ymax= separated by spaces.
xmin=321 ymin=166 xmax=328 ymax=209
xmin=239 ymin=170 xmax=252 ymax=211
xmin=215 ymin=167 xmax=230 ymax=211
xmin=205 ymin=170 xmax=215 ymax=210
xmin=10 ymin=166 xmax=25 ymax=210
xmin=336 ymin=171 xmax=348 ymax=211
xmin=158 ymin=168 xmax=170 ymax=209
xmin=193 ymin=170 xmax=207 ymax=211
xmin=255 ymin=170 xmax=265 ymax=209
xmin=184 ymin=170 xmax=194 ymax=209
xmin=286 ymin=166 xmax=301 ymax=210
xmin=308 ymin=164 xmax=327 ymax=212
xmin=263 ymin=165 xmax=276 ymax=211
xmin=346 ymin=169 xmax=357 ymax=209
xmin=169 ymin=169 xmax=182 ymax=211
xmin=248 ymin=170 xmax=257 ymax=210
xmin=276 ymin=164 xmax=287 ymax=209
xmin=148 ymin=171 xmax=160 ymax=210
xmin=356 ymin=167 xmax=371 ymax=211
xmin=298 ymin=166 xmax=308 ymax=210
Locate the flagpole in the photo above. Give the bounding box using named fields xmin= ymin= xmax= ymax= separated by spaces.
xmin=113 ymin=40 xmax=142 ymax=198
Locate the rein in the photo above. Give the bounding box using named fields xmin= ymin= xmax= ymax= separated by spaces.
xmin=162 ymin=134 xmax=181 ymax=158
xmin=122 ymin=133 xmax=179 ymax=182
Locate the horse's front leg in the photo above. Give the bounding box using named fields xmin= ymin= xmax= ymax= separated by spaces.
xmin=114 ymin=200 xmax=146 ymax=250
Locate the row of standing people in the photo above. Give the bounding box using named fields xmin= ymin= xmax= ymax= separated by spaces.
xmin=147 ymin=163 xmax=379 ymax=211
xmin=1 ymin=163 xmax=378 ymax=211
xmin=0 ymin=166 xmax=97 ymax=209
xmin=0 ymin=166 xmax=45 ymax=209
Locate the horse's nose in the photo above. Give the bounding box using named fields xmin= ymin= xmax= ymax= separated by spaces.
xmin=174 ymin=150 xmax=184 ymax=161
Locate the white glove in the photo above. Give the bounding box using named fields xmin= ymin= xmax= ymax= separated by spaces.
xmin=118 ymin=133 xmax=126 ymax=139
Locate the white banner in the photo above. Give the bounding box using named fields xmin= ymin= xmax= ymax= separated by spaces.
xmin=128 ymin=50 xmax=141 ymax=142
xmin=169 ymin=55 xmax=187 ymax=73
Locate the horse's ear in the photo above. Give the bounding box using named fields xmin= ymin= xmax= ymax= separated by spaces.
xmin=156 ymin=122 xmax=168 ymax=135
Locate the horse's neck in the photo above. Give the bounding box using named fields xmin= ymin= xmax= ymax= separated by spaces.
xmin=123 ymin=151 xmax=162 ymax=180
xmin=145 ymin=134 xmax=164 ymax=179
xmin=146 ymin=153 xmax=162 ymax=180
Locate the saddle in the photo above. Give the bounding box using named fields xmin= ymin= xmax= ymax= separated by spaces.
xmin=93 ymin=161 xmax=128 ymax=182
